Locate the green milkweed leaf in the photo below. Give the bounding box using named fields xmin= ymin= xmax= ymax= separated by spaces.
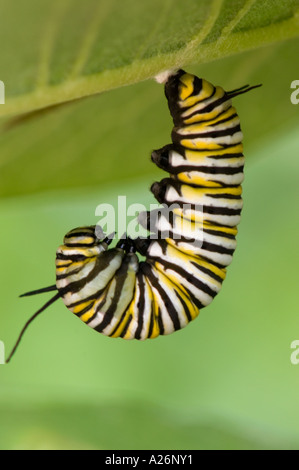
xmin=0 ymin=0 xmax=298 ymax=196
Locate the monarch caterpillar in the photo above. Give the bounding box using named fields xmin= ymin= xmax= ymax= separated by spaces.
xmin=6 ymin=69 xmax=261 ymax=363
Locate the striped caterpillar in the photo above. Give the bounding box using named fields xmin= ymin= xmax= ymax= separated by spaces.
xmin=6 ymin=70 xmax=260 ymax=362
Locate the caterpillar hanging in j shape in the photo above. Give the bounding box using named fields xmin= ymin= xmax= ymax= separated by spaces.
xmin=6 ymin=69 xmax=261 ymax=363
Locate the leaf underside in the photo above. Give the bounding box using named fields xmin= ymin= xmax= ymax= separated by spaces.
xmin=1 ymin=0 xmax=299 ymax=117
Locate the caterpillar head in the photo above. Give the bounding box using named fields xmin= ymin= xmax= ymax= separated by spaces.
xmin=6 ymin=226 xmax=122 ymax=363
xmin=55 ymin=228 xmax=139 ymax=321
xmin=55 ymin=225 xmax=114 ymax=298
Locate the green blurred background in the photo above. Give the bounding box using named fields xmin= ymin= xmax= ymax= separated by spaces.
xmin=0 ymin=0 xmax=299 ymax=450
